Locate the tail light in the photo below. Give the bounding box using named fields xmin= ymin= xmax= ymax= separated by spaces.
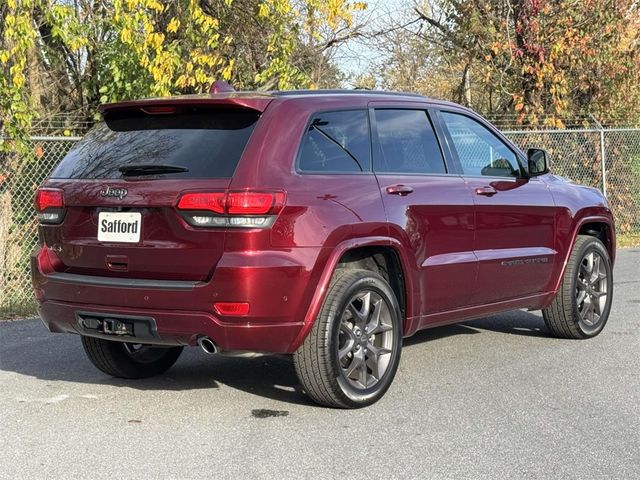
xmin=177 ymin=192 xmax=225 ymax=214
xmin=177 ymin=190 xmax=286 ymax=228
xmin=34 ymin=188 xmax=65 ymax=224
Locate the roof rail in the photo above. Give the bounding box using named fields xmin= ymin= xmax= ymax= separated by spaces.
xmin=271 ymin=89 xmax=426 ymax=98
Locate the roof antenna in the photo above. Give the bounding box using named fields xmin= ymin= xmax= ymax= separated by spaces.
xmin=209 ymin=80 xmax=235 ymax=94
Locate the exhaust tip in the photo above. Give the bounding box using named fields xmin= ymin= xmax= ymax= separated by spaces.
xmin=197 ymin=336 xmax=219 ymax=355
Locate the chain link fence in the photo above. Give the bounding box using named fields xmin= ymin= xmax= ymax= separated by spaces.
xmin=1 ymin=128 xmax=639 ymax=317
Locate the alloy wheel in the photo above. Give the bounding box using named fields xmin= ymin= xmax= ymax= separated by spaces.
xmin=337 ymin=290 xmax=395 ymax=390
xmin=576 ymin=250 xmax=608 ymax=332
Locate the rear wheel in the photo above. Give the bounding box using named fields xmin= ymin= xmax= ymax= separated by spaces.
xmin=81 ymin=336 xmax=183 ymax=379
xmin=293 ymin=269 xmax=402 ymax=408
xmin=543 ymin=235 xmax=613 ymax=339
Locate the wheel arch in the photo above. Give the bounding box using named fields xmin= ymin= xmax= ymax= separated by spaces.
xmin=576 ymin=220 xmax=615 ymax=261
xmin=288 ymin=237 xmax=414 ymax=352
xmin=549 ymin=215 xmax=616 ymax=297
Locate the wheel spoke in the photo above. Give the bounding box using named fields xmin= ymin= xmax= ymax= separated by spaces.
xmin=365 ymin=344 xmax=391 ymax=380
xmin=584 ymin=299 xmax=596 ymax=325
xmin=366 ymin=300 xmax=393 ymax=335
xmin=348 ymin=292 xmax=371 ymax=330
xmin=357 ymin=355 xmax=368 ymax=388
xmin=579 ymin=263 xmax=590 ymax=279
xmin=338 ymin=340 xmax=355 ymax=360
xmin=360 ymin=291 xmax=371 ymax=318
xmin=339 ymin=322 xmax=356 ymax=341
xmin=576 ymin=288 xmax=587 ymax=305
xmin=592 ymin=294 xmax=602 ymax=316
xmin=591 ymin=255 xmax=601 ymax=283
xmin=344 ymin=348 xmax=364 ymax=379
xmin=584 ymin=252 xmax=594 ymax=275
xmin=365 ymin=298 xmax=382 ymax=333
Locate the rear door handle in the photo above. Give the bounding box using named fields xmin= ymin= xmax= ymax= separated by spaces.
xmin=474 ymin=186 xmax=497 ymax=196
xmin=386 ymin=185 xmax=414 ymax=196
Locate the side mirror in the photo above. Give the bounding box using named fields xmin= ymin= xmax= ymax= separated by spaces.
xmin=527 ymin=148 xmax=549 ymax=176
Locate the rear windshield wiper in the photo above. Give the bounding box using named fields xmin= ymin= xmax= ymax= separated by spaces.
xmin=310 ymin=120 xmax=364 ymax=172
xmin=119 ymin=164 xmax=189 ymax=176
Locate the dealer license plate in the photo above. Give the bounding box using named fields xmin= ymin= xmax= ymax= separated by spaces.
xmin=97 ymin=212 xmax=142 ymax=243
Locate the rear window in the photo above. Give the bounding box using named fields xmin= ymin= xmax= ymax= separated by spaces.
xmin=50 ymin=108 xmax=260 ymax=179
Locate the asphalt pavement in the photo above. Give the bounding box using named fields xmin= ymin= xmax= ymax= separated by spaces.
xmin=1 ymin=249 xmax=639 ymax=479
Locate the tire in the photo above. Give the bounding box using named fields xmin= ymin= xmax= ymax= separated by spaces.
xmin=543 ymin=235 xmax=613 ymax=339
xmin=81 ymin=336 xmax=183 ymax=379
xmin=293 ymin=269 xmax=403 ymax=408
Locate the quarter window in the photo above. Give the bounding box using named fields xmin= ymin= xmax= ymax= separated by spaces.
xmin=298 ymin=110 xmax=370 ymax=173
xmin=374 ymin=109 xmax=446 ymax=174
xmin=441 ymin=112 xmax=521 ymax=177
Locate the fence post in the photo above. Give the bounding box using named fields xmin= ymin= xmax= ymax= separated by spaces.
xmin=590 ymin=114 xmax=607 ymax=197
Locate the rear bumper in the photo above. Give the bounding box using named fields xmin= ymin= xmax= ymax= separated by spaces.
xmin=31 ymin=246 xmax=323 ymax=353
xmin=37 ymin=299 xmax=302 ymax=352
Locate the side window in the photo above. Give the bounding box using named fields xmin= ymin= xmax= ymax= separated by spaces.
xmin=441 ymin=112 xmax=521 ymax=177
xmin=298 ymin=110 xmax=370 ymax=173
xmin=374 ymin=109 xmax=446 ymax=174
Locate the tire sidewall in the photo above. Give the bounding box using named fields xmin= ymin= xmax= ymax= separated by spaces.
xmin=327 ymin=273 xmax=402 ymax=407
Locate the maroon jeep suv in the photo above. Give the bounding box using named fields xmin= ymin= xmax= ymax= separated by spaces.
xmin=32 ymin=89 xmax=615 ymax=408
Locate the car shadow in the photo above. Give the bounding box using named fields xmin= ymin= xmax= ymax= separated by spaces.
xmin=0 ymin=310 xmax=549 ymax=405
xmin=0 ymin=319 xmax=314 ymax=406
xmin=402 ymin=309 xmax=548 ymax=347
xmin=464 ymin=309 xmax=549 ymax=337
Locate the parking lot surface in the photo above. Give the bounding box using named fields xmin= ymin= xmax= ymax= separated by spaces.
xmin=1 ymin=249 xmax=638 ymax=479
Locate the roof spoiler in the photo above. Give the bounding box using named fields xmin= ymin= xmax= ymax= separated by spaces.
xmin=99 ymin=95 xmax=272 ymax=116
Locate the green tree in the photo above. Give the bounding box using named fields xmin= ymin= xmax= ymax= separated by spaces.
xmin=0 ymin=0 xmax=367 ymax=152
xmin=381 ymin=0 xmax=640 ymax=126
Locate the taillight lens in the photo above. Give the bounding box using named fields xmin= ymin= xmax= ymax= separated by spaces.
xmin=227 ymin=192 xmax=285 ymax=215
xmin=177 ymin=192 xmax=225 ymax=213
xmin=176 ymin=190 xmax=286 ymax=228
xmin=34 ymin=188 xmax=65 ymax=224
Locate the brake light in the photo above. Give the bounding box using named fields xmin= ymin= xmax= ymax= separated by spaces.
xmin=214 ymin=302 xmax=250 ymax=316
xmin=227 ymin=191 xmax=285 ymax=215
xmin=35 ymin=188 xmax=63 ymax=211
xmin=176 ymin=190 xmax=286 ymax=228
xmin=177 ymin=192 xmax=225 ymax=214
xmin=140 ymin=106 xmax=178 ymax=114
xmin=34 ymin=188 xmax=65 ymax=224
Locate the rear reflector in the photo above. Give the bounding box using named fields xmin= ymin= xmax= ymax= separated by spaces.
xmin=214 ymin=302 xmax=250 ymax=316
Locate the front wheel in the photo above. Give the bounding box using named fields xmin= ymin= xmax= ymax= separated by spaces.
xmin=543 ymin=235 xmax=613 ymax=339
xmin=81 ymin=336 xmax=183 ymax=379
xmin=293 ymin=269 xmax=402 ymax=408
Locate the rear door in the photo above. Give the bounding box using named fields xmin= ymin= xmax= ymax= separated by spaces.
xmin=437 ymin=110 xmax=557 ymax=304
xmin=41 ymin=106 xmax=261 ymax=281
xmin=371 ymin=106 xmax=476 ymax=315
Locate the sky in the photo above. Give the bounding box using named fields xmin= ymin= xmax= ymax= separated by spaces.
xmin=332 ymin=0 xmax=411 ymax=86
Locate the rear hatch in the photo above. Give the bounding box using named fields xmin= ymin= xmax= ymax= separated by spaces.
xmin=38 ymin=102 xmax=264 ymax=281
